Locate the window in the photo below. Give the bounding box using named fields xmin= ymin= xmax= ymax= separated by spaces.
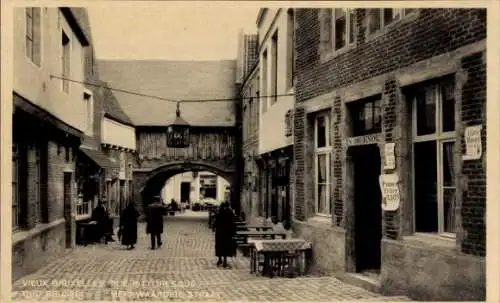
xmin=25 ymin=7 xmax=41 ymax=66
xmin=61 ymin=31 xmax=70 ymax=93
xmin=333 ymin=9 xmax=355 ymax=51
xmin=12 ymin=143 xmax=19 ymax=229
xmin=262 ymin=51 xmax=268 ymax=113
xmin=248 ymin=97 xmax=254 ymax=135
xmin=366 ymin=8 xmax=416 ymax=35
xmin=243 ymin=105 xmax=248 ymax=140
xmin=83 ymin=92 xmax=93 ymax=136
xmin=76 ymin=195 xmax=91 ymax=218
xmin=314 ymin=112 xmax=332 ymax=215
xmin=350 ymin=96 xmax=382 ymax=136
xmin=411 ymin=79 xmax=456 ymax=236
xmin=270 ymin=31 xmax=278 ymax=105
xmin=287 ymin=9 xmax=295 ymax=89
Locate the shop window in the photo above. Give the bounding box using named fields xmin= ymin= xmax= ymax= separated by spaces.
xmin=349 ymin=95 xmax=382 ymax=136
xmin=314 ymin=111 xmax=332 ymax=216
xmin=410 ymin=78 xmax=456 ymax=236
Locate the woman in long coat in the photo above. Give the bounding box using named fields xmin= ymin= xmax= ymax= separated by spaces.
xmin=214 ymin=201 xmax=237 ymax=267
xmin=119 ymin=203 xmax=139 ymax=250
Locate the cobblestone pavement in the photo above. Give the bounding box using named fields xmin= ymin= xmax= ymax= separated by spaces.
xmin=13 ymin=211 xmax=412 ymax=301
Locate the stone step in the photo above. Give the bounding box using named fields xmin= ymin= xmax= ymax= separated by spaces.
xmin=337 ymin=272 xmax=382 ymax=294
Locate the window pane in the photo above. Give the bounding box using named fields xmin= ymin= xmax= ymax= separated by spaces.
xmin=443 ymin=188 xmax=456 ymax=233
xmin=367 ymin=9 xmax=381 ymax=34
xmin=316 ymin=116 xmax=326 ymax=148
xmin=364 ymin=103 xmax=373 ymax=130
xmin=416 ymin=87 xmax=436 ymax=136
xmin=383 ymin=9 xmax=394 ymax=25
xmin=334 ymin=9 xmax=347 ymax=50
xmin=317 ymin=154 xmax=327 ymax=183
xmin=26 ymin=11 xmax=33 ymax=39
xmin=441 ymin=81 xmax=455 ymax=132
xmin=414 ymin=141 xmax=438 ymax=232
xmin=26 ymin=39 xmax=33 ymax=59
xmin=405 ymin=8 xmax=416 ymax=15
xmin=317 ymin=184 xmax=328 ymax=214
xmin=374 ymin=99 xmax=382 ymax=130
xmin=442 ymin=141 xmax=455 ymax=187
xmin=349 ymin=10 xmax=355 ymax=44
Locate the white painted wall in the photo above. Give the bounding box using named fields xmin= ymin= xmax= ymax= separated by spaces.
xmin=101 ymin=117 xmax=136 ymax=150
xmin=13 ymin=8 xmax=86 ymax=132
xmin=257 ymin=9 xmax=295 ymax=154
xmin=161 ymin=171 xmax=230 ymax=204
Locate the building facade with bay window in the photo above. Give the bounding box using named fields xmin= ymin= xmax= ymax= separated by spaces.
xmin=293 ymin=8 xmax=485 ymax=301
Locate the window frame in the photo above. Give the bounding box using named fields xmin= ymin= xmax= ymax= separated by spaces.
xmin=332 ymin=8 xmax=356 ymax=52
xmin=270 ymin=30 xmax=279 ymax=105
xmin=25 ymin=7 xmax=42 ymax=67
xmin=61 ymin=30 xmax=71 ymax=93
xmin=83 ymin=90 xmax=94 ymax=136
xmin=366 ymin=8 xmax=416 ymax=37
xmin=411 ymin=81 xmax=456 ymax=238
xmin=314 ymin=112 xmax=332 ymax=216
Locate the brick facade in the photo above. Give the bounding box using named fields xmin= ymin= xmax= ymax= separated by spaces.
xmin=293 ymin=8 xmax=485 ymax=300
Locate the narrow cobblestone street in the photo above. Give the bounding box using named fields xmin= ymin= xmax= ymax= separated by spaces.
xmin=13 ymin=212 xmax=412 ymax=301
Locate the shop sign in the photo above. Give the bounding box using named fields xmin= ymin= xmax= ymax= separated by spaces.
xmin=379 ymin=173 xmax=400 ymax=211
xmin=383 ymin=143 xmax=396 ymax=170
xmin=463 ymin=125 xmax=482 ymax=161
xmin=346 ymin=134 xmax=380 ymax=146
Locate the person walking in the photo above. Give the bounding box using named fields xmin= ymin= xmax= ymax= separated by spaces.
xmin=146 ymin=196 xmax=167 ymax=250
xmin=214 ymin=201 xmax=237 ymax=268
xmin=119 ymin=202 xmax=139 ymax=250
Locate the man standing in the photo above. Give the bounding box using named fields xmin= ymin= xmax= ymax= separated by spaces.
xmin=146 ymin=196 xmax=167 ymax=249
xmin=91 ymin=199 xmax=115 ymax=243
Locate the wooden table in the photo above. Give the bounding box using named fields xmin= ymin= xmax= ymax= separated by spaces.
xmin=247 ymin=239 xmax=312 ymax=278
xmin=236 ymin=225 xmax=273 ymax=231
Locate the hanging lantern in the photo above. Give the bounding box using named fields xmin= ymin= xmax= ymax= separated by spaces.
xmin=167 ymin=102 xmax=190 ymax=148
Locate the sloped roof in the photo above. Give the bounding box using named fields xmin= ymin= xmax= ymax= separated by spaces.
xmin=97 ymin=60 xmax=238 ymax=127
xmin=100 ymin=81 xmax=134 ymax=126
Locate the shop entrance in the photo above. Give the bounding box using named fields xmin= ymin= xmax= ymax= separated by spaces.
xmin=352 ymin=144 xmax=382 ymax=274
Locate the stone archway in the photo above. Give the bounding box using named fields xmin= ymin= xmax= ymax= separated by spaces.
xmin=133 ymin=160 xmax=238 ymax=216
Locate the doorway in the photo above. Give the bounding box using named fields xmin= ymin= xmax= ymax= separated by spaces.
xmin=63 ymin=172 xmax=73 ymax=248
xmin=351 ymin=144 xmax=382 ymax=274
xmin=180 ymin=182 xmax=190 ymax=203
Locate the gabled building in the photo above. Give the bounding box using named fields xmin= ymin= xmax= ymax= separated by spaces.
xmin=254 ymin=8 xmax=295 ymax=229
xmin=12 ymin=7 xmax=92 ymax=280
xmin=292 ymin=8 xmax=486 ymax=301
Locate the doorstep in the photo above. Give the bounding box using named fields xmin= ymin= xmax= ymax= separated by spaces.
xmin=336 ymin=271 xmax=381 ymax=294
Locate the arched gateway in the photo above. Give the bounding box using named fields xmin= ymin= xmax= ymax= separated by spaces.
xmin=132 ymin=126 xmax=242 ymax=216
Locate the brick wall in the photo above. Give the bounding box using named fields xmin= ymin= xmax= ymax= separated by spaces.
xmin=460 ymin=52 xmax=486 ymax=256
xmin=295 ymin=9 xmax=486 ymax=104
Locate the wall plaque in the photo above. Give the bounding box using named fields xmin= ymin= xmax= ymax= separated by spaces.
xmin=346 ymin=134 xmax=380 ymax=146
xmin=379 ymin=173 xmax=400 ymax=211
xmin=463 ymin=125 xmax=482 ymax=161
xmin=383 ymin=143 xmax=396 ymax=170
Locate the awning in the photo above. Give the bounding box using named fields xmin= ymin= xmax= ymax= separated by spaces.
xmin=79 ymin=147 xmax=119 ymax=170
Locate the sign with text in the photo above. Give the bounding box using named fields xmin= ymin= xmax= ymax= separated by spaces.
xmin=463 ymin=125 xmax=482 ymax=161
xmin=379 ymin=173 xmax=400 ymax=211
xmin=346 ymin=134 xmax=381 ymax=146
xmin=383 ymin=143 xmax=396 ymax=170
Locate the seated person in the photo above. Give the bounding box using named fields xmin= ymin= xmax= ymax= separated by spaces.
xmin=91 ymin=200 xmax=115 ymax=243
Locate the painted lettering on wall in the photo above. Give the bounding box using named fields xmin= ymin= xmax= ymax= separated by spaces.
xmin=383 ymin=143 xmax=396 ymax=170
xmin=346 ymin=134 xmax=380 ymax=146
xmin=379 ymin=173 xmax=400 ymax=211
xmin=463 ymin=125 xmax=482 ymax=161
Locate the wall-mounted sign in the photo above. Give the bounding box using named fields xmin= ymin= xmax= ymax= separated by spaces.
xmin=463 ymin=125 xmax=482 ymax=161
xmin=383 ymin=143 xmax=396 ymax=170
xmin=379 ymin=173 xmax=400 ymax=211
xmin=285 ymin=110 xmax=294 ymax=137
xmin=346 ymin=133 xmax=381 ymax=147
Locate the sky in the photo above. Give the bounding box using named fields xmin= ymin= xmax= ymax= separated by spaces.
xmin=87 ymin=6 xmax=260 ymax=61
